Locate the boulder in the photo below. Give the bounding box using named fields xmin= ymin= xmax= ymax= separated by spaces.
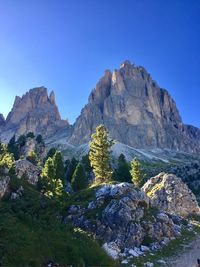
xmin=20 ymin=137 xmax=46 ymax=161
xmin=142 ymin=172 xmax=200 ymax=217
xmin=67 ymin=182 xmax=188 ymax=258
xmin=102 ymin=242 xmax=121 ymax=260
xmin=14 ymin=159 xmax=41 ymax=185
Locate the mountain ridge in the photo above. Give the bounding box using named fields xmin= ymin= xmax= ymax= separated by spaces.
xmin=0 ymin=60 xmax=200 ymax=155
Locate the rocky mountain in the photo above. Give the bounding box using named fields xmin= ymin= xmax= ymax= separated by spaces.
xmin=0 ymin=61 xmax=200 ymax=156
xmin=0 ymin=87 xmax=70 ymax=142
xmin=69 ymin=60 xmax=200 ymax=154
xmin=0 ymin=114 xmax=5 ymax=127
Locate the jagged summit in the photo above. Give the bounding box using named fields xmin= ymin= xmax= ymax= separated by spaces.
xmin=0 ymin=61 xmax=200 ymax=154
xmin=69 ymin=60 xmax=200 ymax=154
xmin=0 ymin=87 xmax=69 ymax=142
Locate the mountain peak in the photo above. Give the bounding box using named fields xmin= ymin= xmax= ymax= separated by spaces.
xmin=120 ymin=60 xmax=133 ymax=69
xmin=69 ymin=62 xmax=200 ymax=154
xmin=0 ymin=87 xmax=69 ymax=142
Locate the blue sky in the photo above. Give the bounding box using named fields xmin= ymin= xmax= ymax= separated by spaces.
xmin=0 ymin=0 xmax=199 ymax=127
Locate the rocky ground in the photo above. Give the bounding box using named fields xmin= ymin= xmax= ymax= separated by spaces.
xmin=65 ymin=174 xmax=200 ymax=266
xmin=166 ymin=235 xmax=200 ymax=267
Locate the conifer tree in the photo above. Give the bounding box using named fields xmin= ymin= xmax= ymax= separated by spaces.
xmin=66 ymin=157 xmax=78 ymax=182
xmin=89 ymin=124 xmax=114 ymax=183
xmin=53 ymin=151 xmax=65 ymax=181
xmin=40 ymin=157 xmax=63 ymax=197
xmin=112 ymin=153 xmax=132 ymax=182
xmin=130 ymin=157 xmax=144 ymax=188
xmin=7 ymin=135 xmax=20 ymax=160
xmin=71 ymin=163 xmax=88 ymax=191
xmin=46 ymin=147 xmax=57 ymax=160
xmin=0 ymin=144 xmax=14 ymax=169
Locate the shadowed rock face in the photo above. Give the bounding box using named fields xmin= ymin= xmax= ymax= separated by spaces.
xmin=0 ymin=114 xmax=5 ymax=127
xmin=69 ymin=60 xmax=200 ymax=153
xmin=0 ymin=87 xmax=69 ymax=142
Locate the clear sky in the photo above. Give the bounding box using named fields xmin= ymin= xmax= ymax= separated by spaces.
xmin=0 ymin=0 xmax=199 ymax=127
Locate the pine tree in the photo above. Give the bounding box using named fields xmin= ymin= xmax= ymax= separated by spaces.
xmin=81 ymin=154 xmax=92 ymax=174
xmin=0 ymin=144 xmax=14 ymax=169
xmin=71 ymin=163 xmax=88 ymax=191
xmin=46 ymin=147 xmax=57 ymax=160
xmin=66 ymin=157 xmax=78 ymax=182
xmin=17 ymin=135 xmax=26 ymax=147
xmin=41 ymin=157 xmax=56 ymax=181
xmin=130 ymin=158 xmax=144 ymax=188
xmin=26 ymin=132 xmax=35 ymax=139
xmin=7 ymin=135 xmax=20 ymax=160
xmin=53 ymin=151 xmax=65 ymax=181
xmin=112 ymin=153 xmax=132 ymax=182
xmin=36 ymin=134 xmax=43 ymax=144
xmin=89 ymin=124 xmax=114 ymax=183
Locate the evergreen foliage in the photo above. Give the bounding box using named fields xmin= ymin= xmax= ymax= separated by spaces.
xmin=89 ymin=124 xmax=114 ymax=183
xmin=112 ymin=153 xmax=132 ymax=182
xmin=36 ymin=134 xmax=43 ymax=144
xmin=66 ymin=157 xmax=78 ymax=182
xmin=26 ymin=132 xmax=35 ymax=139
xmin=46 ymin=147 xmax=57 ymax=159
xmin=71 ymin=163 xmax=88 ymax=191
xmin=0 ymin=179 xmax=115 ymax=267
xmin=0 ymin=144 xmax=14 ymax=170
xmin=26 ymin=150 xmax=38 ymax=165
xmin=130 ymin=157 xmax=145 ymax=188
xmin=81 ymin=154 xmax=92 ymax=174
xmin=17 ymin=135 xmax=26 ymax=147
xmin=7 ymin=135 xmax=20 ymax=160
xmin=53 ymin=151 xmax=65 ymax=182
xmin=40 ymin=157 xmax=63 ymax=198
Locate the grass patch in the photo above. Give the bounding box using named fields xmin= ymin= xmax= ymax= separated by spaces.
xmin=0 ymin=180 xmax=116 ymax=267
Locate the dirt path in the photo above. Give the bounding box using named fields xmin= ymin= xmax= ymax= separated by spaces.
xmin=166 ymin=236 xmax=200 ymax=267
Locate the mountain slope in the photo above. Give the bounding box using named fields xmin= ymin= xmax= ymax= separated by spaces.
xmin=69 ymin=60 xmax=200 ymax=154
xmin=0 ymin=87 xmax=70 ymax=142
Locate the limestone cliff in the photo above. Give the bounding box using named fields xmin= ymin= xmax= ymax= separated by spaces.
xmin=0 ymin=87 xmax=69 ymax=142
xmin=69 ymin=60 xmax=200 ymax=154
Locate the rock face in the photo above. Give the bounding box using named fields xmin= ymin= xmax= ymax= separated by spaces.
xmin=67 ymin=183 xmax=190 ymax=259
xmin=20 ymin=136 xmax=46 ymax=161
xmin=142 ymin=173 xmax=200 ymax=217
xmin=14 ymin=159 xmax=41 ymax=185
xmin=69 ymin=60 xmax=200 ymax=154
xmin=0 ymin=87 xmax=69 ymax=142
xmin=0 ymin=114 xmax=5 ymax=127
xmin=0 ymin=176 xmax=10 ymax=198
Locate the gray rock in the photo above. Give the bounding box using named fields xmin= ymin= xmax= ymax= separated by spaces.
xmin=144 ymin=263 xmax=154 ymax=267
xmin=14 ymin=159 xmax=41 ymax=185
xmin=128 ymin=248 xmax=139 ymax=257
xmin=142 ymin=172 xmax=200 ymax=217
xmin=69 ymin=60 xmax=200 ymax=154
xmin=141 ymin=245 xmax=150 ymax=252
xmin=121 ymin=259 xmax=129 ymax=264
xmin=0 ymin=87 xmax=69 ymax=142
xmin=157 ymin=259 xmax=167 ymax=265
xmin=102 ymin=242 xmax=121 ymax=259
xmin=67 ymin=182 xmax=187 ymax=255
